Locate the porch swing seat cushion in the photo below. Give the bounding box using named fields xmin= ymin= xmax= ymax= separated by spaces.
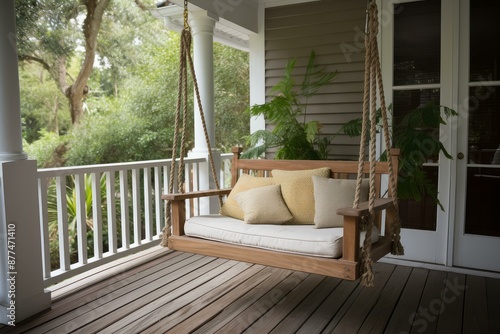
xmin=184 ymin=214 xmax=380 ymax=258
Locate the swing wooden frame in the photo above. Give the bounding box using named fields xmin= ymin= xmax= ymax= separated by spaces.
xmin=163 ymin=146 xmax=400 ymax=281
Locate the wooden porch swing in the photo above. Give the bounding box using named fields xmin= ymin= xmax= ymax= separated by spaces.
xmin=161 ymin=0 xmax=403 ymax=286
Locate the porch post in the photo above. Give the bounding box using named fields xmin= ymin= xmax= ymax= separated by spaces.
xmin=0 ymin=0 xmax=27 ymax=163
xmin=190 ymin=11 xmax=217 ymax=153
xmin=0 ymin=0 xmax=51 ymax=324
xmin=188 ymin=11 xmax=221 ymax=214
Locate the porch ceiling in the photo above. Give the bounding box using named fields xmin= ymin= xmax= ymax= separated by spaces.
xmin=150 ymin=3 xmax=251 ymax=51
xmin=150 ymin=0 xmax=321 ymax=51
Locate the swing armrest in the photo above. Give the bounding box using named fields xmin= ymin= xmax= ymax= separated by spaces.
xmin=336 ymin=198 xmax=394 ymax=217
xmin=162 ymin=188 xmax=232 ymax=201
xmin=337 ymin=198 xmax=395 ymax=262
xmin=162 ymin=188 xmax=232 ymax=237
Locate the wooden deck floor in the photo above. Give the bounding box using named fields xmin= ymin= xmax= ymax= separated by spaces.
xmin=2 ymin=248 xmax=500 ymax=334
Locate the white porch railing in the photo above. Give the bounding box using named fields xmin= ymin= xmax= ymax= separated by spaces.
xmin=37 ymin=153 xmax=233 ymax=287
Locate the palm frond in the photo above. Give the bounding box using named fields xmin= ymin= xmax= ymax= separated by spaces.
xmin=304 ymin=121 xmax=320 ymax=143
xmin=240 ymin=145 xmax=267 ymax=159
xmin=301 ymin=51 xmax=337 ymax=98
xmin=243 ymin=50 xmax=336 ymax=160
xmin=337 ymin=101 xmax=457 ymax=209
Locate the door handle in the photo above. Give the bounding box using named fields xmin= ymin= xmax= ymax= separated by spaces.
xmin=457 ymin=152 xmax=464 ymax=160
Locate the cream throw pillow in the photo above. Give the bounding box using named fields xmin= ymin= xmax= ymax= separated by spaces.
xmin=312 ymin=176 xmax=369 ymax=228
xmin=272 ymin=167 xmax=331 ymax=224
xmin=220 ymin=174 xmax=274 ymax=220
xmin=235 ymin=185 xmax=293 ymax=224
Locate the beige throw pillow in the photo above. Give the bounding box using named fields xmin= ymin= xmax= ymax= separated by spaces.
xmin=235 ymin=185 xmax=293 ymax=224
xmin=272 ymin=167 xmax=331 ymax=224
xmin=312 ymin=176 xmax=369 ymax=228
xmin=220 ymin=174 xmax=274 ymax=220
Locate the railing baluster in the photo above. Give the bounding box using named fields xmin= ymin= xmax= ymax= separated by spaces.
xmin=55 ymin=176 xmax=70 ymax=271
xmin=163 ymin=165 xmax=170 ymax=236
xmin=37 ymin=178 xmax=51 ymax=278
xmin=222 ymin=155 xmax=232 ymax=188
xmin=91 ymin=172 xmax=103 ymax=259
xmin=154 ymin=166 xmax=163 ymax=237
xmin=143 ymin=167 xmax=153 ymax=241
xmin=106 ymin=171 xmax=117 ymax=254
xmin=192 ymin=162 xmax=200 ymax=216
xmin=131 ymin=168 xmax=141 ymax=245
xmin=119 ymin=170 xmax=130 ymax=250
xmin=75 ymin=173 xmax=88 ymax=265
xmin=184 ymin=162 xmax=192 ymax=218
xmin=163 ymin=165 xmax=169 ymax=193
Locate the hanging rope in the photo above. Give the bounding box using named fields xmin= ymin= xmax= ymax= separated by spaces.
xmin=160 ymin=0 xmax=223 ymax=247
xmin=354 ymin=0 xmax=404 ymax=286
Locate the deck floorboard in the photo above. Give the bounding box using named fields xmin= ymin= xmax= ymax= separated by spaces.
xmin=1 ymin=250 xmax=499 ymax=334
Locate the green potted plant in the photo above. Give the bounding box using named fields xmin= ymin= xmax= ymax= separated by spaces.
xmin=339 ymin=101 xmax=457 ymax=208
xmin=242 ymin=51 xmax=336 ymax=160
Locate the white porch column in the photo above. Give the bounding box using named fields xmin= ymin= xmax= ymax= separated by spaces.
xmin=188 ymin=11 xmax=220 ymax=214
xmin=190 ymin=11 xmax=217 ymax=153
xmin=249 ymin=3 xmax=266 ymax=134
xmin=0 ymin=0 xmax=27 ymax=162
xmin=0 ymin=0 xmax=51 ymax=325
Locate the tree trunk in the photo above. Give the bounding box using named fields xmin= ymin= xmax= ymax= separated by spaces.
xmin=66 ymin=0 xmax=111 ymax=124
xmin=67 ymin=86 xmax=85 ymax=124
xmin=53 ymin=96 xmax=59 ymax=135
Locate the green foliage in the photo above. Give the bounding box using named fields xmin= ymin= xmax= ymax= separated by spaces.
xmin=93 ymin=0 xmax=165 ymax=96
xmin=214 ymin=42 xmax=250 ymax=151
xmin=19 ymin=63 xmax=71 ymax=142
xmin=18 ymin=2 xmax=250 ymax=165
xmin=16 ymin=0 xmax=80 ymax=59
xmin=47 ymin=173 xmax=114 ymax=269
xmin=15 ymin=0 xmax=40 ymax=55
xmin=242 ymin=51 xmax=336 ymax=160
xmin=24 ymin=131 xmax=65 ymax=168
xmin=65 ymin=105 xmax=173 ymax=165
xmin=339 ymin=101 xmax=458 ymax=209
xmin=62 ymin=32 xmax=249 ymax=165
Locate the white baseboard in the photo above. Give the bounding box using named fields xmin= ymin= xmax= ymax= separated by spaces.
xmin=380 ymin=257 xmax=500 ymax=279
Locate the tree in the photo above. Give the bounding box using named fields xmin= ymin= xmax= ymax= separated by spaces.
xmin=19 ymin=63 xmax=71 ymax=142
xmin=214 ymin=42 xmax=250 ymax=151
xmin=67 ymin=0 xmax=111 ymax=124
xmin=15 ymin=0 xmax=153 ymax=124
xmin=19 ymin=1 xmax=251 ymax=166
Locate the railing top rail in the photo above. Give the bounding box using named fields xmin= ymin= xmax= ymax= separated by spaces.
xmin=37 ymin=157 xmax=206 ymax=177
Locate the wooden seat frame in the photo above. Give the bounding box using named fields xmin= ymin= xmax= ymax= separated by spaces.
xmin=163 ymin=147 xmax=400 ymax=281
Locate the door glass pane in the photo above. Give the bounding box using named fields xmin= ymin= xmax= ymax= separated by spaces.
xmin=470 ymin=0 xmax=500 ymax=82
xmin=465 ymin=86 xmax=500 ymax=236
xmin=393 ymin=89 xmax=440 ymax=231
xmin=399 ymin=165 xmax=438 ymax=231
xmin=393 ymin=89 xmax=441 ymax=123
xmin=468 ymin=87 xmax=500 ymax=164
xmin=465 ymin=167 xmax=500 ymax=237
xmin=393 ymin=0 xmax=441 ymax=86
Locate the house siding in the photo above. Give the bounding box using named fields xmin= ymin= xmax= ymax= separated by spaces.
xmin=265 ymin=0 xmax=367 ymax=160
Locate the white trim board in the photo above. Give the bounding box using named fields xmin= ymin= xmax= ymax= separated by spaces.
xmin=380 ymin=257 xmax=500 ymax=280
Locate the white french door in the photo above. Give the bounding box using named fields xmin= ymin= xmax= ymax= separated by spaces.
xmin=453 ymin=0 xmax=500 ymax=272
xmin=380 ymin=0 xmax=451 ymax=265
xmin=381 ymin=0 xmax=500 ymax=271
